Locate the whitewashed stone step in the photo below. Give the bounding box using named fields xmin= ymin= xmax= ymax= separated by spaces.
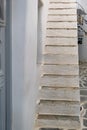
xmin=48 ymin=15 xmax=77 ymax=22
xmin=48 ymin=9 xmax=76 ymax=15
xmin=37 ymin=101 xmax=80 ymax=116
xmin=50 ymin=0 xmax=76 ymax=2
xmin=47 ymin=29 xmax=77 ymax=37
xmin=49 ymin=3 xmax=77 ymax=9
xmin=41 ymin=76 xmax=79 ymax=88
xmin=35 ymin=116 xmax=80 ymax=129
xmin=39 ymin=88 xmax=80 ymax=101
xmin=46 ymin=37 xmax=77 ymax=46
xmin=42 ymin=64 xmax=79 ymax=75
xmin=35 ymin=0 xmax=80 ymax=129
xmin=44 ymin=46 xmax=78 ymax=55
xmin=47 ymin=22 xmax=77 ymax=29
xmin=43 ymin=54 xmax=78 ymax=65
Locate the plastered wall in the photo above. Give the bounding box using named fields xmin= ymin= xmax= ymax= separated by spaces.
xmin=12 ymin=0 xmax=26 ymax=129
xmin=12 ymin=0 xmax=48 ymax=130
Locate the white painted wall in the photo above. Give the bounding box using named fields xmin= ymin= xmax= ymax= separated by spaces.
xmin=37 ymin=0 xmax=49 ymax=63
xmin=24 ymin=1 xmax=49 ymax=130
xmin=12 ymin=0 xmax=49 ymax=130
xmin=23 ymin=0 xmax=38 ymax=130
xmin=12 ymin=0 xmax=26 ymax=129
xmin=77 ymin=0 xmax=87 ymax=61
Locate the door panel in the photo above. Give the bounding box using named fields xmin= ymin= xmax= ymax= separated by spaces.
xmin=0 ymin=27 xmax=5 ymax=130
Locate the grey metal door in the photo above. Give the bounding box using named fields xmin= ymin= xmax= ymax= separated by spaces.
xmin=0 ymin=27 xmax=5 ymax=130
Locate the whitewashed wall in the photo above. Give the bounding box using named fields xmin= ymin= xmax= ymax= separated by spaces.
xmin=12 ymin=0 xmax=49 ymax=130
xmin=24 ymin=1 xmax=49 ymax=130
xmin=77 ymin=0 xmax=87 ymax=61
xmin=12 ymin=0 xmax=26 ymax=129
xmin=37 ymin=0 xmax=49 ymax=63
xmin=23 ymin=0 xmax=38 ymax=130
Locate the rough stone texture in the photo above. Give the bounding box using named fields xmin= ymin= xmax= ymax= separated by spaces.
xmin=34 ymin=0 xmax=80 ymax=130
xmin=49 ymin=0 xmax=76 ymax=2
xmin=80 ymin=62 xmax=87 ymax=130
xmin=48 ymin=15 xmax=77 ymax=22
xmin=39 ymin=128 xmax=79 ymax=130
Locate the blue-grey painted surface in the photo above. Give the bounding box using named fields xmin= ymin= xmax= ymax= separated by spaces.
xmin=12 ymin=0 xmax=38 ymax=130
xmin=0 ymin=27 xmax=6 ymax=130
xmin=12 ymin=0 xmax=26 ymax=129
xmin=5 ymin=0 xmax=12 ymax=130
xmin=12 ymin=0 xmax=49 ymax=130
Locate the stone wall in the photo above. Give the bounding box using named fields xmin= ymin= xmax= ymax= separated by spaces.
xmin=80 ymin=62 xmax=87 ymax=129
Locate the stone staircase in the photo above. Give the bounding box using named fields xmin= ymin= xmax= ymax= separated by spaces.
xmin=35 ymin=0 xmax=81 ymax=130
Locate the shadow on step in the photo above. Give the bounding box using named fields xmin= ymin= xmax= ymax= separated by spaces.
xmin=40 ymin=128 xmax=63 ymax=130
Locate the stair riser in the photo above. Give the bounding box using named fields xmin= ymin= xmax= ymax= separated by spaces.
xmin=44 ymin=46 xmax=78 ymax=55
xmin=42 ymin=65 xmax=79 ymax=75
xmin=50 ymin=0 xmax=76 ymax=2
xmin=46 ymin=38 xmax=77 ymax=46
xmin=48 ymin=9 xmax=76 ymax=15
xmin=37 ymin=102 xmax=80 ymax=116
xmin=36 ymin=117 xmax=80 ymax=129
xmin=47 ymin=22 xmax=77 ymax=29
xmin=43 ymin=54 xmax=78 ymax=65
xmin=46 ymin=30 xmax=77 ymax=37
xmin=49 ymin=3 xmax=77 ymax=9
xmin=48 ymin=15 xmax=77 ymax=22
xmin=41 ymin=76 xmax=79 ymax=88
xmin=39 ymin=88 xmax=80 ymax=101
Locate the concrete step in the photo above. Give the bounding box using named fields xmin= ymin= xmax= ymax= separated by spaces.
xmin=48 ymin=15 xmax=77 ymax=22
xmin=42 ymin=64 xmax=79 ymax=76
xmin=40 ymin=75 xmax=79 ymax=88
xmin=46 ymin=37 xmax=77 ymax=46
xmin=35 ymin=115 xmax=80 ymax=130
xmin=46 ymin=29 xmax=77 ymax=37
xmin=49 ymin=0 xmax=76 ymax=3
xmin=49 ymin=3 xmax=77 ymax=9
xmin=47 ymin=22 xmax=77 ymax=29
xmin=43 ymin=54 xmax=78 ymax=65
xmin=37 ymin=101 xmax=80 ymax=116
xmin=39 ymin=88 xmax=80 ymax=101
xmin=35 ymin=0 xmax=80 ymax=129
xmin=44 ymin=46 xmax=78 ymax=55
xmin=48 ymin=9 xmax=76 ymax=15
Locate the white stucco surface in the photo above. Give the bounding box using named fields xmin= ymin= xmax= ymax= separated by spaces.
xmin=12 ymin=0 xmax=48 ymax=130
xmin=12 ymin=0 xmax=26 ymax=129
xmin=23 ymin=0 xmax=38 ymax=130
xmin=24 ymin=1 xmax=49 ymax=129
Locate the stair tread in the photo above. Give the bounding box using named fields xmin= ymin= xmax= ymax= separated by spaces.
xmin=47 ymin=22 xmax=77 ymax=29
xmin=44 ymin=46 xmax=78 ymax=55
xmin=49 ymin=3 xmax=77 ymax=9
xmin=36 ymin=100 xmax=80 ymax=116
xmin=46 ymin=29 xmax=77 ymax=37
xmin=40 ymin=75 xmax=79 ymax=88
xmin=39 ymin=88 xmax=80 ymax=101
xmin=35 ymin=115 xmax=80 ymax=129
xmin=42 ymin=64 xmax=79 ymax=75
xmin=43 ymin=54 xmax=78 ymax=65
xmin=50 ymin=0 xmax=76 ymax=3
xmin=46 ymin=37 xmax=77 ymax=46
xmin=48 ymin=15 xmax=77 ymax=22
xmin=48 ymin=9 xmax=76 ymax=15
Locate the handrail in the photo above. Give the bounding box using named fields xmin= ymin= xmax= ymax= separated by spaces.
xmin=78 ymin=25 xmax=87 ymax=35
xmin=77 ymin=2 xmax=87 ymax=36
xmin=77 ymin=2 xmax=87 ymax=15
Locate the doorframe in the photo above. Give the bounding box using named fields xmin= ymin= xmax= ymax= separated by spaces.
xmin=5 ymin=0 xmax=12 ymax=130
